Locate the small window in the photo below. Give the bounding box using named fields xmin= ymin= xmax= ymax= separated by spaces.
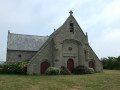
xmin=18 ymin=54 xmax=21 ymax=58
xmin=70 ymin=23 xmax=74 ymax=32
xmin=68 ymin=47 xmax=72 ymax=51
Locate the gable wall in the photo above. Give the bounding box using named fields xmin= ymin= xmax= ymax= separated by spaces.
xmin=52 ymin=15 xmax=102 ymax=72
xmin=54 ymin=16 xmax=87 ymax=44
xmin=27 ymin=14 xmax=103 ymax=74
xmin=52 ymin=15 xmax=89 ymax=69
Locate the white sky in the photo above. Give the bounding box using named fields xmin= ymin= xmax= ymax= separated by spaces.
xmin=0 ymin=0 xmax=120 ymax=61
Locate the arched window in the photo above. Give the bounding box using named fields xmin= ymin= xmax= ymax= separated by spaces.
xmin=70 ymin=23 xmax=74 ymax=32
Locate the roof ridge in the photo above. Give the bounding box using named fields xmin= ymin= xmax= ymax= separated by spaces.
xmin=10 ymin=33 xmax=48 ymax=37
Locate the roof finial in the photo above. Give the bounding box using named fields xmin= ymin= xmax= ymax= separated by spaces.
xmin=54 ymin=28 xmax=56 ymax=35
xmin=69 ymin=10 xmax=73 ymax=15
xmin=86 ymin=32 xmax=88 ymax=42
xmin=8 ymin=30 xmax=10 ymax=37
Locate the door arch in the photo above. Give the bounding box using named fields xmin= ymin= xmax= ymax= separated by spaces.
xmin=41 ymin=61 xmax=50 ymax=74
xmin=67 ymin=59 xmax=74 ymax=73
xmin=89 ymin=61 xmax=94 ymax=69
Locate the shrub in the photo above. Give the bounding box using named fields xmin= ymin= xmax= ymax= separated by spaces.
xmin=20 ymin=63 xmax=27 ymax=74
xmin=45 ymin=67 xmax=60 ymax=75
xmin=86 ymin=68 xmax=94 ymax=74
xmin=74 ymin=65 xmax=88 ymax=74
xmin=60 ymin=66 xmax=71 ymax=75
xmin=0 ymin=62 xmax=28 ymax=74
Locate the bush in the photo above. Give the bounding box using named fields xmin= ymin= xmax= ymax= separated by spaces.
xmin=86 ymin=68 xmax=94 ymax=74
xmin=60 ymin=66 xmax=71 ymax=75
xmin=0 ymin=62 xmax=28 ymax=74
xmin=74 ymin=65 xmax=88 ymax=74
xmin=45 ymin=67 xmax=60 ymax=75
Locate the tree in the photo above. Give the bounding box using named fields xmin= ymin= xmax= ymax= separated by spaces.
xmin=101 ymin=56 xmax=120 ymax=70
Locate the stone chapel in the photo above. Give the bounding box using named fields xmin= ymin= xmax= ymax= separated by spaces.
xmin=6 ymin=11 xmax=103 ymax=74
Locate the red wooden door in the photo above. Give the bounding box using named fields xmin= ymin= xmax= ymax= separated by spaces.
xmin=67 ymin=59 xmax=74 ymax=73
xmin=41 ymin=61 xmax=50 ymax=74
xmin=89 ymin=61 xmax=94 ymax=69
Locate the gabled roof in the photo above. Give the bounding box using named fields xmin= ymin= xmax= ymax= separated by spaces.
xmin=7 ymin=33 xmax=49 ymax=51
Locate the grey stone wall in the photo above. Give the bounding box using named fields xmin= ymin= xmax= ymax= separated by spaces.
xmin=52 ymin=15 xmax=88 ymax=69
xmin=62 ymin=40 xmax=79 ymax=68
xmin=6 ymin=50 xmax=37 ymax=63
xmin=27 ymin=40 xmax=53 ymax=74
xmin=88 ymin=46 xmax=103 ymax=72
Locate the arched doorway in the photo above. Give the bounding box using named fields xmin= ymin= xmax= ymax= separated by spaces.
xmin=89 ymin=61 xmax=94 ymax=69
xmin=41 ymin=61 xmax=50 ymax=74
xmin=67 ymin=59 xmax=74 ymax=73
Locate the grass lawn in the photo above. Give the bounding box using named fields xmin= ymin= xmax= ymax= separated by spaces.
xmin=0 ymin=70 xmax=120 ymax=90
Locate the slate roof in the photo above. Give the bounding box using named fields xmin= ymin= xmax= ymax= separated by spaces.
xmin=7 ymin=33 xmax=49 ymax=51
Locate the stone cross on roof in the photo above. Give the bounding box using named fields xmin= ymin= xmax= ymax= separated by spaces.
xmin=69 ymin=10 xmax=73 ymax=15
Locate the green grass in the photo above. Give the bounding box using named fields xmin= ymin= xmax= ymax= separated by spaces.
xmin=0 ymin=70 xmax=120 ymax=90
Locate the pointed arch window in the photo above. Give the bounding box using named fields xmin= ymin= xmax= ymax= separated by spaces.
xmin=70 ymin=23 xmax=74 ymax=32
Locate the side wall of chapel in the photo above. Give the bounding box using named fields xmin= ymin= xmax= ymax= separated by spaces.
xmin=6 ymin=50 xmax=37 ymax=63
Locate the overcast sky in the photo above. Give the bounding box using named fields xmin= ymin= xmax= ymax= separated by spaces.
xmin=0 ymin=0 xmax=120 ymax=61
